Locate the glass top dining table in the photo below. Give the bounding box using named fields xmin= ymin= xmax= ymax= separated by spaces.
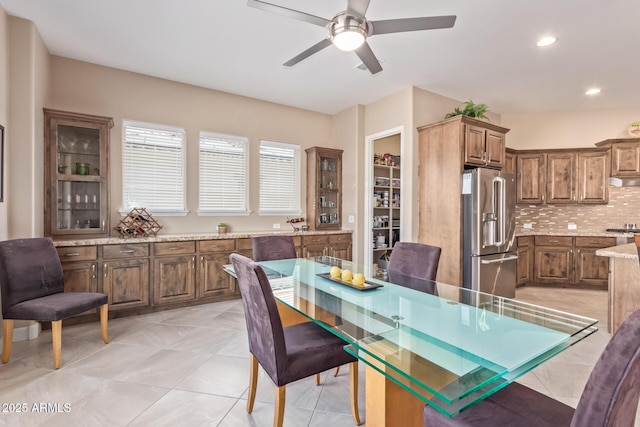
xmin=225 ymin=256 xmax=598 ymax=419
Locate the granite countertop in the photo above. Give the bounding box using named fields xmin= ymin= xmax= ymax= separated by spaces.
xmin=596 ymin=243 xmax=638 ymax=260
xmin=53 ymin=229 xmax=353 ymax=247
xmin=516 ymin=230 xmax=632 ymax=238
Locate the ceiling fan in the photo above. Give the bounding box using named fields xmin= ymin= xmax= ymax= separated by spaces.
xmin=247 ymin=0 xmax=456 ymax=74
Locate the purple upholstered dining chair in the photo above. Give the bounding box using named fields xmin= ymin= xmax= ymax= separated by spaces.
xmin=423 ymin=307 xmax=640 ymax=427
xmin=0 ymin=237 xmax=109 ymax=369
xmin=230 ymin=253 xmax=361 ymax=427
xmin=252 ymin=235 xmax=297 ymax=262
xmin=387 ymin=241 xmax=442 ymax=283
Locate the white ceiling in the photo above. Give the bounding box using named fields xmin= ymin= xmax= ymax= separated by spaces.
xmin=1 ymin=0 xmax=638 ymax=115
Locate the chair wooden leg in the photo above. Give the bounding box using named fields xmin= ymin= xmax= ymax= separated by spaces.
xmin=247 ymin=354 xmax=258 ymax=413
xmin=99 ymin=304 xmax=109 ymax=343
xmin=315 ymin=373 xmax=321 ymax=385
xmin=334 ymin=366 xmax=340 ymax=377
xmin=2 ymin=319 xmax=14 ymax=364
xmin=52 ymin=320 xmax=62 ymax=369
xmin=350 ymin=361 xmax=362 ymax=425
xmin=274 ymin=385 xmax=286 ymax=427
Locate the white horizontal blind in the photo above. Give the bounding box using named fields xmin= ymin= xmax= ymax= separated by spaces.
xmin=199 ymin=132 xmax=249 ymax=213
xmin=259 ymin=140 xmax=300 ymax=214
xmin=122 ymin=121 xmax=185 ymax=213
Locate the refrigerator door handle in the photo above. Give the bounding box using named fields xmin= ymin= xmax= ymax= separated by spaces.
xmin=481 ymin=255 xmax=519 ymax=264
xmin=493 ymin=176 xmax=506 ymax=247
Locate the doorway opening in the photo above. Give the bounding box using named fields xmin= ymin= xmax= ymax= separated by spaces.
xmin=364 ymin=126 xmax=404 ymax=270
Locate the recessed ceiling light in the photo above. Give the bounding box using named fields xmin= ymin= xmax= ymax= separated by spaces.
xmin=536 ymin=36 xmax=557 ymax=47
xmin=585 ymin=88 xmax=601 ymax=95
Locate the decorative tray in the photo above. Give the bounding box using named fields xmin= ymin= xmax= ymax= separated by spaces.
xmin=316 ymin=273 xmax=383 ymax=291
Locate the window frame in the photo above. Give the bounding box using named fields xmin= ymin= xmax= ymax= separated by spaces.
xmin=197 ymin=131 xmax=250 ymax=216
xmin=120 ymin=120 xmax=187 ymax=216
xmin=258 ymin=139 xmax=302 ymax=216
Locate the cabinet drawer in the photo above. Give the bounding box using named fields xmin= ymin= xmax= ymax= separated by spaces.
xmin=330 ymin=233 xmax=352 ymax=244
xmin=575 ymin=236 xmax=617 ymax=248
xmin=237 ymin=238 xmax=253 ymax=251
xmin=534 ymin=236 xmax=573 ymax=247
xmin=199 ymin=239 xmax=235 ymax=253
xmin=303 ymin=235 xmax=330 ymax=246
xmin=56 ymin=246 xmax=98 ymax=262
xmin=517 ymin=236 xmax=533 ymax=247
xmin=103 ymin=243 xmax=149 ymax=259
xmin=154 ymin=241 xmax=196 ymax=256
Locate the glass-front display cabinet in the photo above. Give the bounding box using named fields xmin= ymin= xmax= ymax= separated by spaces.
xmin=306 ymin=146 xmax=343 ymax=230
xmin=44 ymin=109 xmax=113 ymax=238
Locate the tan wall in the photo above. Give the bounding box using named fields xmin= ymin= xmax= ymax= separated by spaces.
xmin=0 ymin=6 xmax=8 ymax=240
xmin=48 ymin=57 xmax=333 ymax=234
xmin=7 ymin=16 xmax=49 ymax=239
xmin=502 ymin=108 xmax=640 ymax=149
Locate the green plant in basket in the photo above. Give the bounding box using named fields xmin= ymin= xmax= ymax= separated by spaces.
xmin=445 ymin=100 xmax=490 ymax=120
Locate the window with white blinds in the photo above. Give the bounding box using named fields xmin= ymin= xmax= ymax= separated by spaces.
xmin=259 ymin=140 xmax=301 ymax=214
xmin=122 ymin=121 xmax=186 ymax=214
xmin=198 ymin=132 xmax=249 ymax=214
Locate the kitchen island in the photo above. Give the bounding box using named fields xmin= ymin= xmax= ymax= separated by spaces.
xmin=596 ymin=242 xmax=640 ymax=334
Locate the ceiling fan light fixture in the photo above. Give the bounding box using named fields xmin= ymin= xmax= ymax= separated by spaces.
xmin=331 ymin=14 xmax=367 ymax=51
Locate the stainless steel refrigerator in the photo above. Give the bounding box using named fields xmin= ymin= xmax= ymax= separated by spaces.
xmin=462 ymin=168 xmax=517 ymax=298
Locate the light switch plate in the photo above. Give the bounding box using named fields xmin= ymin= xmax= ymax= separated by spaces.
xmin=568 ymin=223 xmax=577 ymax=230
xmin=348 ymin=215 xmax=355 ymax=223
xmin=523 ymin=223 xmax=532 ymax=229
xmin=273 ymin=223 xmax=281 ymax=229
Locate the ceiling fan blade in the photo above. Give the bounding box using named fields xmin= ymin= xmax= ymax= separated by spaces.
xmin=355 ymin=42 xmax=382 ymax=74
xmin=347 ymin=0 xmax=371 ymax=17
xmin=247 ymin=0 xmax=331 ymax=27
xmin=283 ymin=38 xmax=333 ymax=67
xmin=370 ymin=15 xmax=456 ymax=35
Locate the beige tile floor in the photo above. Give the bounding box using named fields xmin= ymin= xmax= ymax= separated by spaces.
xmin=0 ymin=287 xmax=632 ymax=426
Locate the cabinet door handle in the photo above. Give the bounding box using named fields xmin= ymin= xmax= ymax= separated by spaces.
xmin=192 ymin=256 xmax=195 ymax=270
xmin=169 ymin=247 xmax=180 ymax=251
xmin=548 ymin=240 xmax=559 ymax=243
xmin=102 ymin=221 xmax=105 ymax=232
xmin=200 ymin=256 xmax=204 ymax=268
xmin=64 ymin=252 xmax=81 ymax=257
xmin=92 ymin=263 xmax=96 ymax=279
xmin=104 ymin=263 xmax=107 ymax=278
xmin=119 ymin=249 xmax=135 ymax=253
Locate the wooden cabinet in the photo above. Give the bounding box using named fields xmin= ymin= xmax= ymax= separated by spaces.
xmin=417 ymin=116 xmax=510 ymax=285
xmin=302 ymin=235 xmax=330 ymax=258
xmin=464 ymin=123 xmax=507 ymax=169
xmin=57 ymin=246 xmax=98 ymax=316
xmin=516 ymin=149 xmax=609 ymax=205
xmin=517 ymin=153 xmax=546 ymax=204
xmin=372 ymin=164 xmax=400 ymax=265
xmin=596 ymin=138 xmax=640 ymax=177
xmin=574 ymin=237 xmax=616 ymax=287
xmin=328 ymin=233 xmax=352 ymax=260
xmin=534 ymin=236 xmax=573 ymax=283
xmin=516 ymin=236 xmax=533 ymax=285
xmin=152 ymin=242 xmax=196 ymax=305
xmin=546 ymin=152 xmax=577 ymax=204
xmin=306 ymin=146 xmax=343 ymax=230
xmin=577 ymin=150 xmax=609 ymax=204
xmin=528 ymin=235 xmax=614 ymax=289
xmin=198 ymin=239 xmax=237 ymax=299
xmin=44 ymin=109 xmax=113 ymax=239
xmin=504 ymin=148 xmax=516 ymax=174
xmin=102 ymin=243 xmax=150 ymax=310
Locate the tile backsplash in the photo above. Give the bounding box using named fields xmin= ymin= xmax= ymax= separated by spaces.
xmin=516 ymin=186 xmax=640 ymax=233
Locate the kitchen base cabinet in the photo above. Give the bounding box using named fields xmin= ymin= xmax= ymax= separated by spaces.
xmin=55 ymin=231 xmax=352 ymax=323
xmin=574 ymin=237 xmax=616 ymax=288
xmin=534 ymin=236 xmax=573 ymax=284
xmin=102 ymin=243 xmax=150 ymax=310
xmin=525 ymin=235 xmax=614 ymax=290
xmin=516 ymin=236 xmax=533 ymax=285
xmin=199 ymin=239 xmax=237 ymax=299
xmin=103 ymin=259 xmax=150 ymax=310
xmin=152 ymin=242 xmax=197 ymax=305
